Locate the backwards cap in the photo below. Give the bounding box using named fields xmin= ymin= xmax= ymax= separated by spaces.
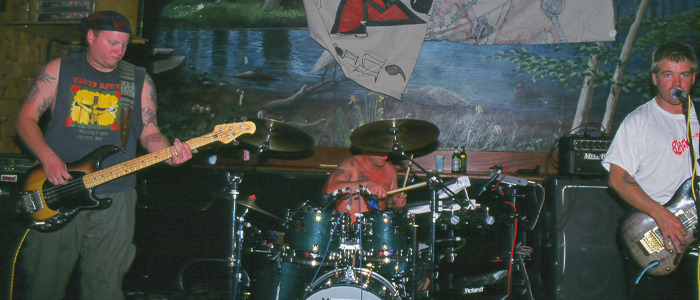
xmin=80 ymin=11 xmax=132 ymax=34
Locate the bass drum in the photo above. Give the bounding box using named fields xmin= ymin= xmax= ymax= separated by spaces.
xmin=249 ymin=254 xmax=324 ymax=300
xmin=304 ymin=267 xmax=402 ymax=300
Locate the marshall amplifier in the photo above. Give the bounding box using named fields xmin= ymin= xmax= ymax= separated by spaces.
xmin=558 ymin=135 xmax=612 ymax=176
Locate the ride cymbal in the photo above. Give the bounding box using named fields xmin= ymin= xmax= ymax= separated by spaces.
xmin=237 ymin=118 xmax=314 ymax=152
xmin=350 ymin=119 xmax=439 ymax=153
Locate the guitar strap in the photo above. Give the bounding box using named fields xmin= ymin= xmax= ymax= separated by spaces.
xmin=683 ymin=98 xmax=700 ymax=196
xmin=119 ymin=61 xmax=136 ymax=153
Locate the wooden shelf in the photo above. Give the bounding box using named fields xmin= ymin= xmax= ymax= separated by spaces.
xmin=191 ymin=147 xmax=554 ymax=182
xmin=2 ymin=22 xmax=147 ymax=44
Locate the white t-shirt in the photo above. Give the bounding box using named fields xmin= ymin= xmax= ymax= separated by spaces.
xmin=602 ymin=98 xmax=700 ymax=205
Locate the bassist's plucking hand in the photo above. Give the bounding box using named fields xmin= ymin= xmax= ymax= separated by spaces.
xmin=41 ymin=152 xmax=71 ymax=186
xmin=652 ymin=208 xmax=687 ymax=253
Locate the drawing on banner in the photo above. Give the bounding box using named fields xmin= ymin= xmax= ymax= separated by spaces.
xmin=331 ymin=0 xmax=427 ymax=35
xmin=425 ymin=0 xmax=614 ymax=45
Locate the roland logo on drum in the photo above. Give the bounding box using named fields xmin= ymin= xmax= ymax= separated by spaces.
xmin=464 ymin=286 xmax=485 ymax=294
xmin=583 ymin=152 xmax=605 ymax=160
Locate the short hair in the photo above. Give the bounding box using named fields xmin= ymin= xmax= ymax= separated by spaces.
xmin=652 ymin=42 xmax=697 ymax=74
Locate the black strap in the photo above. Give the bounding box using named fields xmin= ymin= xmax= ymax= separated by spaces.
xmin=119 ymin=62 xmax=136 ymax=153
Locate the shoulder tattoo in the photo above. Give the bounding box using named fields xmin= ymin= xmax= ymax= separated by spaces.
xmin=23 ymin=70 xmax=56 ymax=106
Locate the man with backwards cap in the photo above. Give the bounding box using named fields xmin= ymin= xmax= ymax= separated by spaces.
xmin=15 ymin=11 xmax=193 ymax=299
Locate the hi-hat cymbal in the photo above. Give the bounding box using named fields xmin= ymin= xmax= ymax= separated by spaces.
xmin=237 ymin=118 xmax=314 ymax=152
xmin=350 ymin=119 xmax=439 ymax=153
xmin=238 ymin=199 xmax=282 ymax=220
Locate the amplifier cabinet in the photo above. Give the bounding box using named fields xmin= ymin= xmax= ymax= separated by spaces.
xmin=540 ymin=177 xmax=627 ymax=300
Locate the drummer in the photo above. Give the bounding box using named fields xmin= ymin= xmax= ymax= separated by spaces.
xmin=324 ymin=152 xmax=407 ymax=222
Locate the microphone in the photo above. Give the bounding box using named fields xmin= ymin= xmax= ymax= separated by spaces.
xmin=358 ymin=186 xmax=381 ymax=211
xmin=321 ymin=188 xmax=350 ymax=210
xmin=671 ymin=87 xmax=690 ymax=100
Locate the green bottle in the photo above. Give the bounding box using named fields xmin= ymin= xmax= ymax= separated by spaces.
xmin=451 ymin=146 xmax=461 ymax=172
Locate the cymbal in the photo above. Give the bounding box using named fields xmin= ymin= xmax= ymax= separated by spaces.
xmin=237 ymin=118 xmax=314 ymax=152
xmin=238 ymin=199 xmax=282 ymax=220
xmin=350 ymin=119 xmax=440 ymax=153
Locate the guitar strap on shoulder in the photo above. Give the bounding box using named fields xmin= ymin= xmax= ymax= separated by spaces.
xmin=684 ymin=99 xmax=700 ymax=192
xmin=119 ymin=61 xmax=136 ymax=153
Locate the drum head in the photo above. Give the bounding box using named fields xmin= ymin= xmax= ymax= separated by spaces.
xmin=304 ymin=285 xmax=383 ymax=300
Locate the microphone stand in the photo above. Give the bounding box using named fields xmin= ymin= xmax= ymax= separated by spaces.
xmin=388 ymin=129 xmax=457 ymax=299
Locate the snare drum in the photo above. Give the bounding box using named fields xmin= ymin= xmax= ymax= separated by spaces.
xmin=304 ymin=267 xmax=402 ymax=300
xmin=285 ymin=208 xmax=350 ymax=264
xmin=359 ymin=211 xmax=411 ymax=263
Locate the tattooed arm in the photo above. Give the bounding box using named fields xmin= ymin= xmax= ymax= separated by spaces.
xmin=139 ymin=73 xmax=192 ymax=166
xmin=15 ymin=59 xmax=71 ymax=185
xmin=608 ymin=164 xmax=686 ymax=252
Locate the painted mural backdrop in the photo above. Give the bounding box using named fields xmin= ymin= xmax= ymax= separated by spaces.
xmin=152 ymin=1 xmax=700 ymax=153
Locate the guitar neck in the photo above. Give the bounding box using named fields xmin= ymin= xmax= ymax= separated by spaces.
xmin=82 ymin=134 xmax=215 ymax=189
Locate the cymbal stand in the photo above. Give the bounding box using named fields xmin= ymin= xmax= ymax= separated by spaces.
xmin=258 ymin=125 xmax=273 ymax=152
xmin=225 ymin=172 xmax=246 ymax=300
xmin=388 ymin=126 xmax=456 ymax=300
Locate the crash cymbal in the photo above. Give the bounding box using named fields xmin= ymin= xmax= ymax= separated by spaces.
xmin=237 ymin=118 xmax=314 ymax=152
xmin=238 ymin=199 xmax=282 ymax=220
xmin=350 ymin=119 xmax=439 ymax=153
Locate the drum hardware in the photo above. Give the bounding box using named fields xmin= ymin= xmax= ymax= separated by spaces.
xmin=283 ymin=199 xmax=310 ymax=226
xmin=184 ymin=172 xmax=249 ymax=300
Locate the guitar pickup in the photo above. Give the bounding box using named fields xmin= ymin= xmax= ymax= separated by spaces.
xmin=20 ymin=190 xmax=43 ymax=213
xmin=638 ymin=227 xmax=664 ymax=255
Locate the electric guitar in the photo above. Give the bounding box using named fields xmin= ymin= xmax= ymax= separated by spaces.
xmin=618 ymin=177 xmax=698 ymax=276
xmin=19 ymin=122 xmax=255 ymax=233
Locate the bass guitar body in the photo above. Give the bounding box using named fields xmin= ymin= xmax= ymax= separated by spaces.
xmin=618 ymin=178 xmax=698 ymax=276
xmin=21 ymin=145 xmax=119 ymax=232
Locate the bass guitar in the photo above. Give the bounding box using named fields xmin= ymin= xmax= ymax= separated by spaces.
xmin=618 ymin=177 xmax=698 ymax=276
xmin=19 ymin=122 xmax=255 ymax=233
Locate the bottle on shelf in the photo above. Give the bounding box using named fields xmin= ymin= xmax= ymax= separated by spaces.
xmin=459 ymin=146 xmax=467 ymax=173
xmin=451 ymin=146 xmax=461 ymax=173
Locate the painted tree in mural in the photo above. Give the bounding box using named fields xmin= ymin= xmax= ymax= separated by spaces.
xmin=491 ymin=6 xmax=699 ymax=134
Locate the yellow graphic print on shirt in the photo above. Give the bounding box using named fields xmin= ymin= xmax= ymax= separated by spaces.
xmin=70 ymin=89 xmax=118 ymax=127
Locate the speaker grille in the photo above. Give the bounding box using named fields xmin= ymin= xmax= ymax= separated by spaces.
xmin=542 ymin=177 xmax=627 ymax=300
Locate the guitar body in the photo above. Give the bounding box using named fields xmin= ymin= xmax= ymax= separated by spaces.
xmin=21 ymin=145 xmax=119 ymax=232
xmin=618 ymin=178 xmax=698 ymax=276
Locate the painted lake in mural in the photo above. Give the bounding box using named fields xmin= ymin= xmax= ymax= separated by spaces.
xmin=150 ymin=28 xmax=644 ymax=152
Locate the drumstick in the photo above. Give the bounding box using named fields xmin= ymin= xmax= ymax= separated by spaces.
xmin=402 ymin=154 xmax=414 ymax=188
xmin=394 ymin=154 xmax=413 ymax=208
xmin=387 ymin=182 xmax=428 ymax=195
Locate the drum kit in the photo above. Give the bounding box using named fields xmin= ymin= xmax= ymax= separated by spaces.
xmin=197 ymin=118 xmax=540 ymax=300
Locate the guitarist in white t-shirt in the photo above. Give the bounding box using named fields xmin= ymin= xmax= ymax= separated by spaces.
xmin=603 ymin=41 xmax=699 ymax=300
